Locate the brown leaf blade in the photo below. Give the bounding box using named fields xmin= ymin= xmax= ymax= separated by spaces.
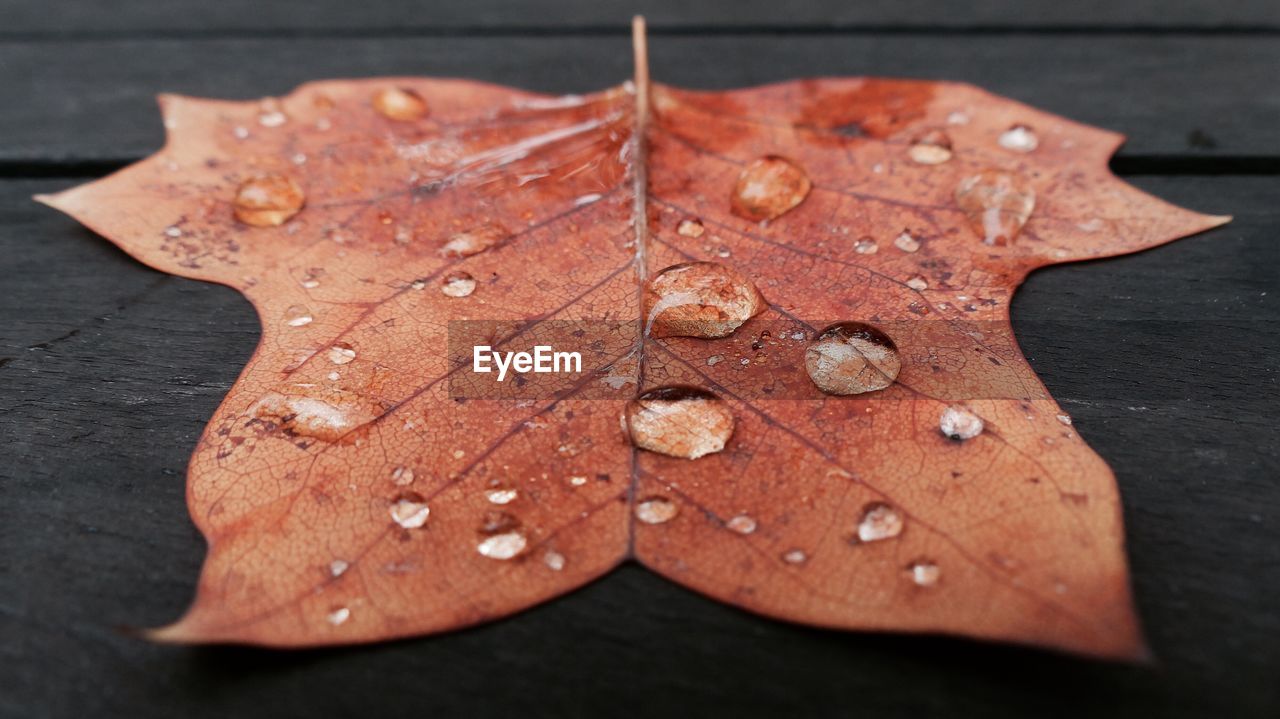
xmin=40 ymin=58 xmax=1226 ymax=657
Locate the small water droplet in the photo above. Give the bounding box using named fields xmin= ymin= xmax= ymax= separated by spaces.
xmin=624 ymin=386 xmax=735 ymax=459
xmin=946 ymin=111 xmax=970 ymax=125
xmin=327 ymin=606 xmax=350 ymax=626
xmin=731 ymin=155 xmax=811 ymax=222
xmin=284 ymin=305 xmax=313 ymax=327
xmin=329 ymin=559 xmax=349 ymax=577
xmin=373 ymin=87 xmax=429 ymax=122
xmin=327 ymin=342 xmax=356 ymax=365
xmin=954 ymin=170 xmax=1036 ymax=246
xmin=486 ymin=487 xmax=518 ymax=505
xmin=391 ymin=466 xmax=415 ymax=486
xmin=857 ymin=502 xmax=904 ymax=542
xmin=569 ymin=475 xmax=588 ymax=486
xmin=906 ymin=275 xmax=929 ymax=291
xmin=390 ymin=492 xmax=430 ymax=529
xmin=677 ymin=218 xmax=705 ymax=237
xmin=908 ymin=560 xmax=940 ymax=587
xmin=164 ymin=225 xmax=182 ymax=238
xmin=893 ymin=231 xmax=921 ymax=253
xmin=853 ymin=237 xmax=878 ymax=254
xmin=1056 ymin=414 xmax=1073 ymax=426
xmin=232 ymin=125 xmax=250 ymax=140
xmin=233 ymin=175 xmax=305 ymax=227
xmin=940 ymin=405 xmax=984 ymax=440
xmin=907 ymin=129 xmax=953 ymax=164
xmin=804 ymin=323 xmax=901 ymax=396
xmin=440 ymin=224 xmax=508 ymax=257
xmin=441 ymin=271 xmax=477 ymax=298
xmin=998 ymin=124 xmax=1039 ymax=152
xmin=477 ymin=531 xmax=527 ymax=560
xmin=726 ymin=515 xmax=757 ymax=535
xmin=635 ymin=497 xmax=679 ymax=524
xmin=783 ymin=549 xmax=808 ymax=564
xmin=644 ymin=261 xmax=764 ymax=339
xmin=543 ymin=550 xmax=566 ymax=571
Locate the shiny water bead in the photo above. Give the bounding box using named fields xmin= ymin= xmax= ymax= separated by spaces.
xmin=893 ymin=231 xmax=920 ymax=253
xmin=909 ymin=560 xmax=940 ymax=587
xmin=635 ymin=497 xmax=679 ymax=524
xmin=373 ymin=87 xmax=430 ymax=121
xmin=857 ymin=502 xmax=905 ymax=542
xmin=907 ymin=129 xmax=954 ymax=165
xmin=954 ymin=170 xmax=1036 ymax=246
xmin=477 ymin=531 xmax=527 ymax=560
xmin=441 ymin=271 xmax=477 ymax=298
xmin=998 ymin=124 xmax=1039 ymax=152
xmin=233 ymin=175 xmax=305 ymax=227
xmin=726 ymin=515 xmax=758 ymax=535
xmin=644 ymin=261 xmax=764 ymax=339
xmin=440 ymin=224 xmax=509 ymax=257
xmin=624 ymin=387 xmax=735 ymax=459
xmin=389 ymin=493 xmax=431 ymax=529
xmin=730 ymin=155 xmax=811 ymax=222
xmin=939 ymin=405 xmax=984 ymax=440
xmin=804 ymin=323 xmax=901 ymax=395
xmin=676 ymin=218 xmax=706 ymax=237
xmin=327 ymin=342 xmax=356 ymax=365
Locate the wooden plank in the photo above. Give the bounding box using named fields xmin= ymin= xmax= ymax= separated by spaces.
xmin=1 ymin=0 xmax=1277 ymax=33
xmin=1 ymin=174 xmax=1276 ymax=717
xmin=0 ymin=35 xmax=1276 ymax=164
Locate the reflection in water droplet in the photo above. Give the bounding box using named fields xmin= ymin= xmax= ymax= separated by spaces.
xmin=909 ymin=560 xmax=940 ymax=587
xmin=233 ymin=175 xmax=305 ymax=227
xmin=906 ymin=275 xmax=929 ymax=291
xmin=857 ymin=502 xmax=904 ymax=542
xmin=390 ymin=493 xmax=430 ymax=529
xmin=329 ymin=559 xmax=349 ymax=577
xmin=373 ymin=87 xmax=429 ymax=121
xmin=327 ymin=607 xmax=351 ymax=626
xmin=940 ymin=405 xmax=984 ymax=440
xmin=726 ymin=515 xmax=757 ymax=535
xmin=391 ymin=466 xmax=415 ymax=486
xmin=635 ymin=497 xmax=679 ymax=524
xmin=677 ymin=218 xmax=705 ymax=237
xmin=893 ymin=231 xmax=921 ymax=253
xmin=854 ymin=237 xmax=878 ymax=254
xmin=486 ymin=488 xmax=518 ymax=505
xmin=624 ymin=387 xmax=735 ymax=459
xmin=998 ymin=124 xmax=1039 ymax=152
xmin=804 ymin=323 xmax=901 ymax=395
xmin=440 ymin=224 xmax=508 ymax=257
xmin=644 ymin=262 xmax=764 ymax=339
xmin=284 ymin=305 xmax=313 ymax=327
xmin=441 ymin=271 xmax=477 ymax=298
xmin=783 ymin=549 xmax=808 ymax=564
xmin=544 ymin=550 xmax=566 ymax=571
xmin=954 ymin=170 xmax=1036 ymax=246
xmin=731 ymin=155 xmax=811 ymax=222
xmin=477 ymin=531 xmax=527 ymax=560
xmin=907 ymin=129 xmax=954 ymax=165
xmin=328 ymin=342 xmax=356 ymax=364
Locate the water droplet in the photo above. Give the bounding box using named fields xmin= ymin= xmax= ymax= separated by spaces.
xmin=853 ymin=237 xmax=878 ymax=254
xmin=644 ymin=261 xmax=764 ymax=339
xmin=905 ymin=275 xmax=929 ymax=291
xmin=440 ymin=224 xmax=508 ymax=257
xmin=391 ymin=466 xmax=415 ymax=486
xmin=731 ymin=155 xmax=811 ymax=222
xmin=907 ymin=129 xmax=953 ymax=165
xmin=569 ymin=475 xmax=588 ymax=486
xmin=390 ymin=493 xmax=430 ymax=529
xmin=857 ymin=502 xmax=904 ymax=542
xmin=939 ymin=405 xmax=984 ymax=440
xmin=635 ymin=497 xmax=679 ymax=524
xmin=677 ymin=218 xmax=705 ymax=237
xmin=726 ymin=515 xmax=757 ymax=535
xmin=441 ymin=271 xmax=477 ymax=298
xmin=543 ymin=550 xmax=566 ymax=571
xmin=284 ymin=304 xmax=313 ymax=327
xmin=486 ymin=487 xmax=518 ymax=505
xmin=624 ymin=386 xmax=735 ymax=459
xmin=373 ymin=87 xmax=429 ymax=122
xmin=327 ymin=342 xmax=356 ymax=365
xmin=252 ymin=387 xmax=377 ymax=441
xmin=164 ymin=225 xmax=182 ymax=238
xmin=1056 ymin=414 xmax=1073 ymax=426
xmin=804 ymin=323 xmax=901 ymax=396
xmin=946 ymin=111 xmax=971 ymax=125
xmin=998 ymin=124 xmax=1039 ymax=152
xmin=327 ymin=606 xmax=350 ymax=626
xmin=329 ymin=559 xmax=349 ymax=577
xmin=893 ymin=231 xmax=920 ymax=253
xmin=783 ymin=549 xmax=808 ymax=564
xmin=233 ymin=175 xmax=305 ymax=227
xmin=477 ymin=531 xmax=527 ymax=560
xmin=954 ymin=170 xmax=1036 ymax=246
xmin=909 ymin=560 xmax=940 ymax=587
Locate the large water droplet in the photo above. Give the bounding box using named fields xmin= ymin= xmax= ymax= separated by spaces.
xmin=939 ymin=405 xmax=984 ymax=440
xmin=644 ymin=262 xmax=764 ymax=339
xmin=857 ymin=502 xmax=904 ymax=542
xmin=624 ymin=386 xmax=735 ymax=459
xmin=441 ymin=271 xmax=477 ymax=298
xmin=233 ymin=175 xmax=305 ymax=227
xmin=998 ymin=124 xmax=1039 ymax=152
xmin=907 ymin=129 xmax=953 ymax=165
xmin=252 ymin=387 xmax=375 ymax=442
xmin=731 ymin=155 xmax=811 ymax=222
xmin=373 ymin=87 xmax=429 ymax=122
xmin=477 ymin=531 xmax=527 ymax=560
xmin=954 ymin=170 xmax=1036 ymax=246
xmin=390 ymin=492 xmax=430 ymax=529
xmin=635 ymin=497 xmax=679 ymax=524
xmin=804 ymin=323 xmax=901 ymax=395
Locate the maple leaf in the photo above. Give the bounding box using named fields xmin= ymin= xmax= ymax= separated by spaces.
xmin=39 ymin=20 xmax=1226 ymax=659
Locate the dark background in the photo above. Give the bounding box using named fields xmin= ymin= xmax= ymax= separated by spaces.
xmin=2 ymin=1 xmax=1277 ymax=717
